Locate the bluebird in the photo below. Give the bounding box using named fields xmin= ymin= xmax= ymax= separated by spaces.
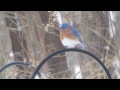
xmin=60 ymin=23 xmax=85 ymax=49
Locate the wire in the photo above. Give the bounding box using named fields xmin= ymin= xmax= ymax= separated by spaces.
xmin=30 ymin=48 xmax=112 ymax=79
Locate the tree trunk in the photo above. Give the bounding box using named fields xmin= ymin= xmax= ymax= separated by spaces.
xmin=0 ymin=11 xmax=14 ymax=79
xmin=39 ymin=11 xmax=70 ymax=78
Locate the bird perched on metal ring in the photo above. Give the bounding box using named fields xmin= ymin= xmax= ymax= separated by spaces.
xmin=60 ymin=23 xmax=85 ymax=49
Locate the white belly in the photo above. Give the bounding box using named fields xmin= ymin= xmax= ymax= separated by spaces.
xmin=61 ymin=38 xmax=81 ymax=48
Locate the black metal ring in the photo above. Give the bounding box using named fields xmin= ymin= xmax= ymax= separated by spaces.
xmin=16 ymin=71 xmax=41 ymax=79
xmin=30 ymin=48 xmax=112 ymax=79
xmin=0 ymin=61 xmax=29 ymax=73
xmin=0 ymin=61 xmax=41 ymax=79
xmin=16 ymin=72 xmax=24 ymax=79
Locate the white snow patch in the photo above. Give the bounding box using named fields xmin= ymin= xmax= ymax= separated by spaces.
xmin=104 ymin=46 xmax=110 ymax=50
xmin=109 ymin=11 xmax=116 ymax=22
xmin=109 ymin=24 xmax=114 ymax=38
xmin=34 ymin=73 xmax=48 ymax=79
xmin=74 ymin=65 xmax=82 ymax=79
xmin=54 ymin=11 xmax=62 ymax=27
xmin=9 ymin=52 xmax=14 ymax=57
xmin=34 ymin=75 xmax=40 ymax=79
xmin=113 ymin=58 xmax=120 ymax=79
xmin=109 ymin=11 xmax=116 ymax=38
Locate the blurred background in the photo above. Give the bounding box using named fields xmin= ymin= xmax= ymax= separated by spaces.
xmin=0 ymin=11 xmax=120 ymax=79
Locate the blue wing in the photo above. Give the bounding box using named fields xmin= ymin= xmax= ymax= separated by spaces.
xmin=70 ymin=29 xmax=83 ymax=43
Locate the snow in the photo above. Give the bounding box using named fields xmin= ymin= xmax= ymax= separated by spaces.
xmin=54 ymin=11 xmax=62 ymax=27
xmin=109 ymin=11 xmax=116 ymax=22
xmin=113 ymin=58 xmax=120 ymax=79
xmin=34 ymin=75 xmax=40 ymax=79
xmin=34 ymin=72 xmax=48 ymax=79
xmin=9 ymin=52 xmax=14 ymax=57
xmin=108 ymin=11 xmax=116 ymax=38
xmin=104 ymin=46 xmax=110 ymax=50
xmin=74 ymin=65 xmax=82 ymax=79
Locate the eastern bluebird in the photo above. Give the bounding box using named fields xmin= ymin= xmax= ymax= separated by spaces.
xmin=60 ymin=23 xmax=85 ymax=49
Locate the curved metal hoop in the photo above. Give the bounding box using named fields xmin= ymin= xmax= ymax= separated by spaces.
xmin=0 ymin=61 xmax=29 ymax=73
xmin=0 ymin=61 xmax=41 ymax=79
xmin=30 ymin=48 xmax=112 ymax=79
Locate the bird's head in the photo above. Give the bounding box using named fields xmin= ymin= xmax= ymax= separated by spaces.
xmin=60 ymin=23 xmax=72 ymax=31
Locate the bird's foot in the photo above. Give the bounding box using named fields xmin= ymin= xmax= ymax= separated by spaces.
xmin=75 ymin=45 xmax=80 ymax=49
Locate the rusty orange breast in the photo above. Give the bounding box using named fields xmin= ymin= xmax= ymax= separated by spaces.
xmin=60 ymin=29 xmax=79 ymax=41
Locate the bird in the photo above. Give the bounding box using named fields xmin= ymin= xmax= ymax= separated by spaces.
xmin=60 ymin=23 xmax=85 ymax=49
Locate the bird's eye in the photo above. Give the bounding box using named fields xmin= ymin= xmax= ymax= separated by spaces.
xmin=63 ymin=26 xmax=66 ymax=29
